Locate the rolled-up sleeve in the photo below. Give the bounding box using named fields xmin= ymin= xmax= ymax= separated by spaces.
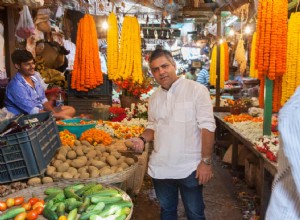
xmin=195 ymin=86 xmax=216 ymax=132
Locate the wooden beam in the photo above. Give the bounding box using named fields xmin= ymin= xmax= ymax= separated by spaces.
xmin=183 ymin=3 xmax=217 ymax=10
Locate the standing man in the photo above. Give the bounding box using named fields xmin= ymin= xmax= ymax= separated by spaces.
xmin=5 ymin=49 xmax=75 ymax=119
xmin=197 ymin=62 xmax=210 ymax=89
xmin=185 ymin=67 xmax=197 ymax=81
xmin=130 ymin=49 xmax=216 ymax=220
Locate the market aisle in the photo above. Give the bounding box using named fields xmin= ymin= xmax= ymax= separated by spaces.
xmin=131 ymin=157 xmax=247 ymax=220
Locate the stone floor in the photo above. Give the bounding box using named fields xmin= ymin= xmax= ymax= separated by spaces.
xmin=130 ymin=157 xmax=259 ymax=220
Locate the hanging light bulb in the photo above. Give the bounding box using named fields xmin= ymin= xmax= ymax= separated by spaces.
xmin=219 ymin=38 xmax=224 ymax=44
xmin=229 ymin=29 xmax=235 ymax=36
xmin=102 ymin=21 xmax=108 ymax=30
xmin=245 ymin=26 xmax=251 ymax=34
xmin=140 ymin=29 xmax=144 ymax=38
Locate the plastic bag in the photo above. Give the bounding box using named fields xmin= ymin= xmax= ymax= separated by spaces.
xmin=15 ymin=5 xmax=35 ymax=39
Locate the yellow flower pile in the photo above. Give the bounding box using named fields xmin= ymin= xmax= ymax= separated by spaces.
xmin=116 ymin=16 xmax=143 ymax=84
xmin=104 ymin=121 xmax=145 ymax=139
xmin=210 ymin=43 xmax=228 ymax=89
xmin=281 ymin=12 xmax=300 ymax=105
xmin=250 ymin=32 xmax=258 ymax=78
xmin=107 ymin=12 xmax=119 ymax=80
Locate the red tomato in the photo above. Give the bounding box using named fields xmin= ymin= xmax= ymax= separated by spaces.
xmin=22 ymin=202 xmax=32 ymax=211
xmin=28 ymin=198 xmax=39 ymax=206
xmin=14 ymin=197 xmax=24 ymax=206
xmin=38 ymin=200 xmax=45 ymax=205
xmin=14 ymin=212 xmax=27 ymax=220
xmin=6 ymin=198 xmax=15 ymax=208
xmin=34 ymin=206 xmax=44 ymax=215
xmin=27 ymin=210 xmax=39 ymax=220
xmin=32 ymin=201 xmax=44 ymax=210
xmin=0 ymin=201 xmax=7 ymax=211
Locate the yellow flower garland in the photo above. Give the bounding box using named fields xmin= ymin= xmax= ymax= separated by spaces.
xmin=210 ymin=45 xmax=217 ymax=87
xmin=250 ymin=32 xmax=258 ymax=78
xmin=107 ymin=12 xmax=119 ymax=80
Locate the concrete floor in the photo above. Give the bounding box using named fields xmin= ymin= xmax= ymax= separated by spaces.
xmin=131 ymin=157 xmax=257 ymax=220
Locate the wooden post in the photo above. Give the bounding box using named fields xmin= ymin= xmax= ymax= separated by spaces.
xmin=263 ymin=76 xmax=273 ymax=135
xmin=216 ymin=13 xmax=221 ymax=107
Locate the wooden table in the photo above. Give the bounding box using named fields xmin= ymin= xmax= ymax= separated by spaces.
xmin=214 ymin=112 xmax=277 ymax=218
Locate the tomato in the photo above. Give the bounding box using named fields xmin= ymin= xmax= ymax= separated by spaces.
xmin=33 ymin=206 xmax=44 ymax=215
xmin=32 ymin=201 xmax=44 ymax=210
xmin=58 ymin=216 xmax=67 ymax=220
xmin=14 ymin=197 xmax=24 ymax=206
xmin=27 ymin=210 xmax=39 ymax=220
xmin=38 ymin=199 xmax=45 ymax=205
xmin=14 ymin=212 xmax=27 ymax=220
xmin=22 ymin=202 xmax=32 ymax=211
xmin=0 ymin=201 xmax=7 ymax=211
xmin=6 ymin=198 xmax=15 ymax=208
xmin=28 ymin=198 xmax=39 ymax=206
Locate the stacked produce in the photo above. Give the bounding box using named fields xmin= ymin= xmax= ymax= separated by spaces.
xmin=71 ymin=14 xmax=103 ymax=92
xmin=281 ymin=12 xmax=300 ymax=105
xmin=46 ymin=140 xmax=136 ymax=180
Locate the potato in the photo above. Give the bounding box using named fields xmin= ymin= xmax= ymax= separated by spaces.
xmin=78 ymin=156 xmax=88 ymax=163
xmin=95 ymin=145 xmax=106 ymax=153
xmin=75 ymin=147 xmax=83 ymax=155
xmin=58 ymin=147 xmax=68 ymax=157
xmin=125 ymin=157 xmax=135 ymax=166
xmin=110 ymin=166 xmax=118 ymax=173
xmin=99 ymin=167 xmax=113 ymax=176
xmin=86 ymin=150 xmax=97 ymax=159
xmin=116 ymin=167 xmax=124 ymax=173
xmin=78 ymin=167 xmax=88 ymax=174
xmin=88 ymin=166 xmax=98 ymax=173
xmin=46 ymin=166 xmax=56 ymax=176
xmin=102 ymin=152 xmax=109 ymax=157
xmin=57 ymin=162 xmax=69 ymax=172
xmin=91 ymin=160 xmax=107 ymax=169
xmin=62 ymin=172 xmax=73 ymax=179
xmin=90 ymin=169 xmax=100 ymax=178
xmin=79 ymin=172 xmax=90 ymax=179
xmin=67 ymin=150 xmax=77 ymax=159
xmin=74 ymin=140 xmax=81 ymax=146
xmin=81 ymin=140 xmax=91 ymax=146
xmin=111 ymin=151 xmax=121 ymax=159
xmin=42 ymin=177 xmax=53 ymax=184
xmin=117 ymin=158 xmax=124 ymax=165
xmin=28 ymin=177 xmax=41 ymax=186
xmin=52 ymin=172 xmax=62 ymax=178
xmin=71 ymin=158 xmax=87 ymax=168
xmin=74 ymin=173 xmax=80 ymax=179
xmin=83 ymin=147 xmax=92 ymax=154
xmin=124 ymin=140 xmax=134 ymax=148
xmin=120 ymin=162 xmax=129 ymax=169
xmin=106 ymin=155 xmax=118 ymax=166
xmin=56 ymin=153 xmax=66 ymax=161
xmin=52 ymin=160 xmax=63 ymax=168
xmin=66 ymin=159 xmax=72 ymax=165
xmin=100 ymin=157 xmax=106 ymax=163
xmin=67 ymin=167 xmax=78 ymax=177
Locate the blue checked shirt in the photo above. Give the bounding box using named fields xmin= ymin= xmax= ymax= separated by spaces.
xmin=5 ymin=72 xmax=48 ymax=115
xmin=196 ymin=68 xmax=210 ymax=87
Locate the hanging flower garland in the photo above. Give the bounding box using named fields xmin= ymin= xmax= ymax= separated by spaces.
xmin=234 ymin=39 xmax=247 ymax=75
xmin=209 ymin=45 xmax=217 ymax=87
xmin=223 ymin=42 xmax=229 ymax=81
xmin=250 ymin=32 xmax=258 ymax=78
xmin=220 ymin=43 xmax=225 ymax=89
xmin=107 ymin=12 xmax=119 ymax=80
xmin=273 ymin=76 xmax=282 ymax=112
xmin=281 ymin=12 xmax=300 ymax=105
xmin=71 ymin=14 xmax=103 ymax=91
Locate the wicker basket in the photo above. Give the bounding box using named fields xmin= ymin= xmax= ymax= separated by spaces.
xmin=53 ymin=153 xmax=138 ymax=185
xmin=2 ymin=182 xmax=133 ymax=220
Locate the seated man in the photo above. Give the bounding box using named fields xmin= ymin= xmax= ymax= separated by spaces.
xmin=5 ymin=49 xmax=75 ymax=119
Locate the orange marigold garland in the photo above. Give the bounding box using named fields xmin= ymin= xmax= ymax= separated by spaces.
xmin=272 ymin=76 xmax=282 ymax=113
xmin=107 ymin=12 xmax=119 ymax=80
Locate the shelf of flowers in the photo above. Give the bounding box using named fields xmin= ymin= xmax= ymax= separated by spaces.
xmin=222 ymin=108 xmax=279 ymax=163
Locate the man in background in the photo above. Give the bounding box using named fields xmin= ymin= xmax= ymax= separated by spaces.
xmin=197 ymin=62 xmax=210 ymax=89
xmin=185 ymin=67 xmax=197 ymax=81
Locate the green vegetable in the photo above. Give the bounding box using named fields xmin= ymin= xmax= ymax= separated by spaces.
xmin=91 ymin=195 xmax=122 ymax=204
xmin=66 ymin=201 xmax=82 ymax=212
xmin=43 ymin=206 xmax=59 ymax=220
xmin=78 ymin=209 xmax=103 ymax=220
xmin=82 ymin=184 xmax=103 ymax=197
xmin=51 ymin=192 xmax=66 ymax=204
xmin=44 ymin=187 xmax=64 ymax=195
xmin=56 ymin=202 xmax=66 ymax=217
xmin=98 ymin=201 xmax=133 ymax=217
xmin=45 ymin=200 xmax=54 ymax=210
xmin=75 ymin=182 xmax=97 ymax=196
xmin=65 ymin=183 xmax=85 ymax=191
xmin=85 ymin=204 xmax=96 ymax=212
xmin=64 ymin=188 xmax=82 ymax=200
xmin=0 ymin=207 xmax=26 ymax=220
xmin=67 ymin=208 xmax=78 ymax=220
xmin=115 ymin=214 xmax=127 ymax=220
xmin=44 ymin=192 xmax=61 ymax=202
xmin=85 ymin=189 xmax=119 ymax=198
xmin=93 ymin=202 xmax=105 ymax=212
xmin=78 ymin=197 xmax=90 ymax=214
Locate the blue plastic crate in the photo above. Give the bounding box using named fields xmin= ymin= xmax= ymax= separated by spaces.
xmin=0 ymin=112 xmax=61 ymax=183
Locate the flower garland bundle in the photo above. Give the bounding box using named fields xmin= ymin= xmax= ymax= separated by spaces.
xmin=255 ymin=0 xmax=288 ymax=80
xmin=116 ymin=16 xmax=143 ymax=84
xmin=209 ymin=45 xmax=217 ymax=87
xmin=234 ymin=39 xmax=247 ymax=75
xmin=259 ymin=76 xmax=264 ymax=108
xmin=107 ymin=12 xmax=119 ymax=80
xmin=281 ymin=12 xmax=300 ymax=105
xmin=220 ymin=43 xmax=225 ymax=89
xmin=72 ymin=14 xmax=103 ymax=91
xmin=272 ymin=76 xmax=282 ymax=112
xmin=224 ymin=42 xmax=229 ymax=81
xmin=250 ymin=32 xmax=258 ymax=78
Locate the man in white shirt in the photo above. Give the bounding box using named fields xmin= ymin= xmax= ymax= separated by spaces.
xmin=266 ymin=86 xmax=300 ymax=219
xmin=130 ymin=49 xmax=216 ymax=220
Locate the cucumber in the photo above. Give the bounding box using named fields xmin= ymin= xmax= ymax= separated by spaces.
xmin=93 ymin=202 xmax=105 ymax=211
xmin=0 ymin=207 xmax=26 ymax=220
xmin=85 ymin=204 xmax=96 ymax=212
xmin=91 ymin=195 xmax=122 ymax=204
xmin=43 ymin=206 xmax=59 ymax=220
xmin=75 ymin=182 xmax=97 ymax=196
xmin=67 ymin=208 xmax=78 ymax=220
xmin=44 ymin=187 xmax=64 ymax=195
xmin=52 ymin=192 xmax=66 ymax=204
xmin=44 ymin=192 xmax=61 ymax=202
xmin=82 ymin=184 xmax=103 ymax=197
xmin=85 ymin=189 xmax=119 ymax=198
xmin=115 ymin=214 xmax=127 ymax=220
xmin=64 ymin=188 xmax=82 ymax=200
xmin=66 ymin=201 xmax=83 ymax=212
xmin=98 ymin=201 xmax=133 ymax=217
xmin=78 ymin=209 xmax=103 ymax=220
xmin=78 ymin=197 xmax=90 ymax=214
xmin=56 ymin=202 xmax=66 ymax=217
xmin=65 ymin=183 xmax=85 ymax=191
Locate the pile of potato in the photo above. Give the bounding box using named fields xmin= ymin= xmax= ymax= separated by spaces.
xmin=46 ymin=140 xmax=136 ymax=180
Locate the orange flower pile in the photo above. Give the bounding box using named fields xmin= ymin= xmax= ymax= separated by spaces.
xmin=59 ymin=130 xmax=77 ymax=147
xmin=223 ymin=114 xmax=253 ymax=123
xmin=80 ymin=128 xmax=112 ymax=146
xmin=104 ymin=121 xmax=145 ymax=139
xmin=71 ymin=14 xmax=103 ymax=91
xmin=255 ymin=0 xmax=288 ymax=110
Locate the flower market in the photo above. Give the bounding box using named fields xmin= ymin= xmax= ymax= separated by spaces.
xmin=0 ymin=0 xmax=299 ymax=219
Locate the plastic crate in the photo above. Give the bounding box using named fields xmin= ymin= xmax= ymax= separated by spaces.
xmin=0 ymin=112 xmax=61 ymax=183
xmin=68 ymin=95 xmax=112 ymax=115
xmin=68 ymin=74 xmax=112 ymax=97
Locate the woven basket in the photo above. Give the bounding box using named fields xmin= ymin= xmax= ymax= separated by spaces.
xmin=53 ymin=152 xmax=138 ymax=184
xmin=2 ymin=182 xmax=133 ymax=220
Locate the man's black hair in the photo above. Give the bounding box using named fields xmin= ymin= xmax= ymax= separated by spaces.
xmin=149 ymin=49 xmax=175 ymax=65
xmin=190 ymin=67 xmax=196 ymax=72
xmin=11 ymin=49 xmax=34 ymax=65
